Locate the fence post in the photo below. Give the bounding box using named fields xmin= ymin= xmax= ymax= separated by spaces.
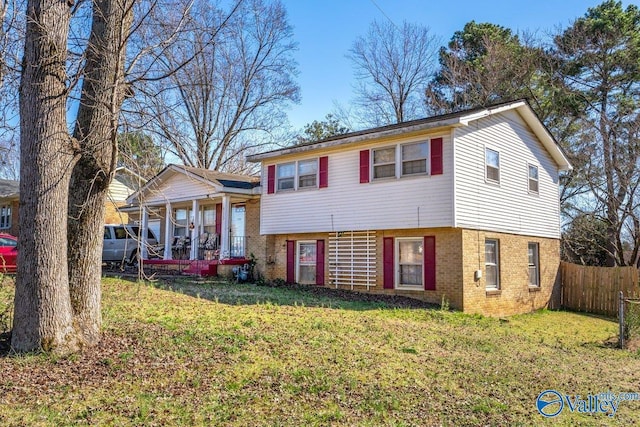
xmin=619 ymin=291 xmax=625 ymax=349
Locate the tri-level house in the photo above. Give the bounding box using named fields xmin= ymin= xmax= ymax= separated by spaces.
xmin=247 ymin=100 xmax=572 ymax=316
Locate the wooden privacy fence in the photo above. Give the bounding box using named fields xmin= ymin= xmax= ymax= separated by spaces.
xmin=560 ymin=261 xmax=640 ymax=317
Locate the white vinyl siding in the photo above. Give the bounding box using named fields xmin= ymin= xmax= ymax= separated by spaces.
xmin=141 ymin=172 xmax=215 ymax=205
xmin=454 ymin=111 xmax=562 ymax=239
xmin=260 ymin=134 xmax=453 ymax=234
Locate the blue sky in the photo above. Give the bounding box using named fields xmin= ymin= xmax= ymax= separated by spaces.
xmin=281 ymin=0 xmax=640 ymax=130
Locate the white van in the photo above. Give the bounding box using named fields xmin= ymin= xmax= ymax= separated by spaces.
xmin=103 ymin=224 xmax=159 ymax=265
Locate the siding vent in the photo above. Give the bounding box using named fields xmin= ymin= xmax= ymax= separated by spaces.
xmin=329 ymin=231 xmax=376 ymax=290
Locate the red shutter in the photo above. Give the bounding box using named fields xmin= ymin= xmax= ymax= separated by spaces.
xmin=431 ymin=138 xmax=443 ymax=175
xmin=383 ymin=237 xmax=394 ymax=289
xmin=316 ymin=239 xmax=325 ymax=285
xmin=424 ymin=236 xmax=436 ymax=290
xmin=215 ymin=203 xmax=222 ymax=235
xmin=267 ymin=164 xmax=276 ymax=194
xmin=286 ymin=240 xmax=295 ymax=283
xmin=359 ymin=150 xmax=370 ymax=183
xmin=319 ymin=156 xmax=328 ymax=188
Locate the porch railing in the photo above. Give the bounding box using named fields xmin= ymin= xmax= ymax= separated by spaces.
xmin=230 ymin=236 xmax=246 ymax=258
xmin=169 ymin=234 xmax=246 ymax=260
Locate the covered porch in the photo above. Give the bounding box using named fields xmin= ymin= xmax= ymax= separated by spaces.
xmin=122 ymin=164 xmax=262 ymax=272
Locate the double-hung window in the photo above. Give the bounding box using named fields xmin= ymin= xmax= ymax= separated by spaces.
xmin=401 ymin=142 xmax=428 ymax=176
xmin=174 ymin=208 xmax=189 ymax=236
xmin=528 ymin=164 xmax=539 ymax=193
xmin=298 ymin=159 xmax=318 ymax=189
xmin=277 ymin=162 xmax=295 ymax=191
xmin=0 ymin=205 xmax=10 ymax=229
xmin=485 ymin=148 xmax=500 ymax=183
xmin=396 ymin=238 xmax=423 ymax=289
xmin=373 ymin=147 xmax=396 ymax=179
xmin=528 ymin=242 xmax=540 ymax=287
xmin=485 ymin=239 xmax=500 ymax=290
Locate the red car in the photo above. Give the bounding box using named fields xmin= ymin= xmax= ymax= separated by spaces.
xmin=0 ymin=233 xmax=17 ymax=273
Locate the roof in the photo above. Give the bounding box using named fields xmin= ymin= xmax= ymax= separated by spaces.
xmin=0 ymin=179 xmax=19 ymax=199
xmin=127 ymin=164 xmax=261 ymax=205
xmin=246 ymin=99 xmax=572 ymax=171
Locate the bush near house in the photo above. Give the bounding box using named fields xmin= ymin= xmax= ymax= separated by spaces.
xmin=0 ymin=276 xmax=639 ymax=425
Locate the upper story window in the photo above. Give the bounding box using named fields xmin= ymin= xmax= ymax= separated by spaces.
xmin=485 ymin=148 xmax=500 ymax=184
xmin=0 ymin=205 xmax=11 ymax=229
xmin=359 ymin=137 xmax=442 ymax=184
xmin=528 ymin=164 xmax=539 ymax=193
xmin=402 ymin=142 xmax=428 ymax=176
xmin=298 ymin=159 xmax=318 ymax=188
xmin=267 ymin=157 xmax=328 ymax=194
xmin=277 ymin=162 xmax=296 ymax=191
xmin=373 ymin=147 xmax=396 ymax=179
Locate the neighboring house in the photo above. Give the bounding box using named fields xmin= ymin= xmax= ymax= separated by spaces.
xmin=105 ymin=166 xmax=147 ymax=224
xmin=0 ymin=179 xmax=19 ymax=237
xmin=123 ymin=164 xmax=263 ymax=273
xmin=0 ymin=167 xmax=144 ymax=239
xmin=247 ymin=100 xmax=572 ymax=317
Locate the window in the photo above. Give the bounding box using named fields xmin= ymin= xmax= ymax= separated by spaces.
xmin=485 ymin=239 xmax=500 ymax=290
xmin=528 ymin=242 xmax=540 ymax=287
xmin=485 ymin=148 xmax=500 ymax=183
xmin=174 ymin=208 xmax=189 ymax=236
xmin=396 ymin=238 xmax=423 ymax=288
xmin=277 ymin=162 xmax=295 ymax=191
xmin=202 ymin=207 xmax=216 ymax=234
xmin=373 ymin=147 xmax=396 ymax=179
xmin=297 ymin=241 xmax=317 ymax=284
xmin=0 ymin=204 xmax=11 ymax=229
xmin=401 ymin=142 xmax=428 ymax=176
xmin=528 ymin=164 xmax=539 ymax=193
xmin=298 ymin=159 xmax=317 ymax=188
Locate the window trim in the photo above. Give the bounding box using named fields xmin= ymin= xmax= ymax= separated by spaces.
xmin=528 ymin=163 xmax=539 ymax=194
xmin=395 ymin=237 xmax=424 ymax=290
xmin=485 ymin=147 xmax=500 ymax=184
xmin=296 ymin=240 xmax=317 ymax=285
xmin=401 ymin=141 xmax=429 ymax=177
xmin=528 ymin=242 xmax=540 ymax=288
xmin=485 ymin=239 xmax=500 ymax=290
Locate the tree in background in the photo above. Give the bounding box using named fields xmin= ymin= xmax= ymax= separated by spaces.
xmin=553 ymin=0 xmax=640 ymax=266
xmin=425 ymin=21 xmax=540 ymax=113
xmin=347 ymin=19 xmax=439 ymax=127
xmin=140 ymin=0 xmax=299 ymax=173
xmin=561 ymin=213 xmax=610 ymax=266
xmin=297 ymin=114 xmax=349 ymax=144
xmin=118 ymin=132 xmax=164 ymax=179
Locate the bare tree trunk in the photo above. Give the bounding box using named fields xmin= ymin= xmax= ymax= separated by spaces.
xmin=68 ymin=0 xmax=134 ymax=346
xmin=12 ymin=0 xmax=79 ymax=354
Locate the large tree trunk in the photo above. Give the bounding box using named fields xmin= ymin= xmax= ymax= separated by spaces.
xmin=12 ymin=0 xmax=79 ymax=354
xmin=68 ymin=0 xmax=134 ymax=346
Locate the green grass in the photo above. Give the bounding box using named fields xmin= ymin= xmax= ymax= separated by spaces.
xmin=1 ymin=276 xmax=639 ymax=426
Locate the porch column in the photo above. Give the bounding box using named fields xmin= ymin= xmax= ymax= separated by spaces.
xmin=140 ymin=207 xmax=149 ymax=260
xmin=220 ymin=195 xmax=231 ymax=259
xmin=190 ymin=199 xmax=200 ymax=260
xmin=163 ymin=202 xmax=172 ymax=260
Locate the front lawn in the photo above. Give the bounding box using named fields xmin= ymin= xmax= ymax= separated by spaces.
xmin=0 ymin=276 xmax=638 ymax=426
